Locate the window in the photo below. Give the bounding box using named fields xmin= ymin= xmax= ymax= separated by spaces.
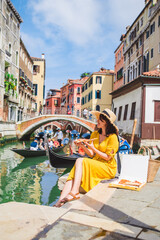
xmin=54 ymin=100 xmax=58 ymax=106
xmin=88 ymin=93 xmax=90 ymax=102
xmin=6 ymin=13 xmax=9 ymax=26
xmin=82 ymin=86 xmax=84 ymax=92
xmin=136 ymin=41 xmax=139 ymax=49
xmin=95 ymin=90 xmax=101 ymax=99
xmin=77 ymin=97 xmax=80 ymax=103
xmin=33 ymin=65 xmax=40 ymax=74
xmin=123 ymin=104 xmax=128 ymax=120
xmin=130 ymin=48 xmax=133 ymax=55
xmin=158 ymin=15 xmax=160 ymax=27
xmin=117 ymin=68 xmax=123 ymax=80
xmin=90 ymin=91 xmax=92 ymax=99
xmin=33 ymin=84 xmax=38 ymax=96
xmin=85 ymin=83 xmax=88 ymax=90
xmin=146 ymin=30 xmax=149 ymax=39
xmin=89 ymin=77 xmax=93 ymax=86
xmin=151 ymin=48 xmax=154 ymax=58
xmin=77 ymin=87 xmax=80 ymax=94
xmin=118 ymin=106 xmax=122 ymax=121
xmin=159 ymin=42 xmax=160 ymax=53
xmin=123 ymin=73 xmax=126 ymax=84
xmin=130 ymin=102 xmax=136 ymax=120
xmin=127 ymin=68 xmax=130 ymax=83
xmin=136 ymin=22 xmax=139 ymax=32
xmin=16 ymin=51 xmax=18 ymax=66
xmin=139 ymin=36 xmax=142 ymax=46
xmin=85 ymin=95 xmax=87 ymax=103
xmin=154 ymin=101 xmax=160 ymax=121
xmin=140 ymin=17 xmax=143 ymax=27
xmin=9 ymin=43 xmax=11 ymax=53
xmin=138 ymin=60 xmax=141 ymax=76
xmin=82 ymin=97 xmax=84 ymax=105
xmin=114 ymin=108 xmax=117 ymax=115
xmin=96 ymin=105 xmax=100 ymax=111
xmin=96 ymin=76 xmax=102 ymax=84
xmin=77 ymin=110 xmax=80 ymax=117
xmin=150 ymin=22 xmax=155 ymax=35
xmin=46 ymin=101 xmax=49 ymax=106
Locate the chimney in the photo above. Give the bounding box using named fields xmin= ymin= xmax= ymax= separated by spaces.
xmin=145 ymin=0 xmax=150 ymax=4
xmin=41 ymin=53 xmax=45 ymax=59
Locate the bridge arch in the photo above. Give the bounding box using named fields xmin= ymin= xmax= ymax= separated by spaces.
xmin=17 ymin=115 xmax=96 ymax=140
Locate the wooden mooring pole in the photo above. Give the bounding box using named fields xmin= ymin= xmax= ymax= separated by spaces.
xmin=130 ymin=118 xmax=137 ymax=149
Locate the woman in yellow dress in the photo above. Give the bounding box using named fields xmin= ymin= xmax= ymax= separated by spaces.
xmin=54 ymin=108 xmax=119 ymax=207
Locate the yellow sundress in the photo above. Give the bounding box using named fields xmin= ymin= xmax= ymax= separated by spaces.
xmin=67 ymin=131 xmax=119 ymax=192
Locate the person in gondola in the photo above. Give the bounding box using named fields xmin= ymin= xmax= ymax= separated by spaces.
xmin=38 ymin=138 xmax=46 ymax=150
xmin=30 ymin=139 xmax=38 ymax=150
xmin=54 ymin=108 xmax=119 ymax=207
xmin=53 ymin=128 xmax=63 ymax=146
xmin=48 ymin=138 xmax=54 ymax=149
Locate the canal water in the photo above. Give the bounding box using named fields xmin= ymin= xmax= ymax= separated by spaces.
xmin=0 ymin=141 xmax=71 ymax=206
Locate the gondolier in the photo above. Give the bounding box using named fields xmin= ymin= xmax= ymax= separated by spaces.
xmin=53 ymin=128 xmax=63 ymax=146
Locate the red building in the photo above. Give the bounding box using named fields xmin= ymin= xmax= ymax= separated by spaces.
xmin=60 ymin=77 xmax=88 ymax=116
xmin=114 ymin=36 xmax=124 ymax=91
xmin=44 ymin=89 xmax=61 ymax=114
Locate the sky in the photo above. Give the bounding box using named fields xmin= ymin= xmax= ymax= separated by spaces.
xmin=11 ymin=0 xmax=145 ymax=94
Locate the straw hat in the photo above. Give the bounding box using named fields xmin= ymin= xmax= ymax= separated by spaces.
xmin=91 ymin=108 xmax=118 ymax=132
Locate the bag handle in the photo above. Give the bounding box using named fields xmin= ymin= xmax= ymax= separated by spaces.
xmin=138 ymin=146 xmax=151 ymax=159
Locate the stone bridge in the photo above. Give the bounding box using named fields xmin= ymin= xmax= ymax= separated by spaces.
xmin=16 ymin=115 xmax=96 ymax=140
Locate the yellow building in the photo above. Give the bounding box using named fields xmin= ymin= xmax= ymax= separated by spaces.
xmin=32 ymin=54 xmax=46 ymax=114
xmin=81 ymin=68 xmax=114 ymax=113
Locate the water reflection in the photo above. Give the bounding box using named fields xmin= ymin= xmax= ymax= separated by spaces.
xmin=0 ymin=141 xmax=71 ymax=206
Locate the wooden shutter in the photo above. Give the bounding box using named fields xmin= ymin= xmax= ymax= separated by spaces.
xmin=154 ymin=101 xmax=160 ymax=121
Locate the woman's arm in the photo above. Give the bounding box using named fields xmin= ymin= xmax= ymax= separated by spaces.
xmin=85 ymin=142 xmax=113 ymax=161
xmin=74 ymin=141 xmax=94 ymax=158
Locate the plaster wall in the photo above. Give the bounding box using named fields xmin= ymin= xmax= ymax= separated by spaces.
xmin=145 ymin=85 xmax=160 ymax=123
xmin=113 ymin=87 xmax=142 ymax=135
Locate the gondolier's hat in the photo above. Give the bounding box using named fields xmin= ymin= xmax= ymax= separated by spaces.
xmin=91 ymin=108 xmax=118 ymax=132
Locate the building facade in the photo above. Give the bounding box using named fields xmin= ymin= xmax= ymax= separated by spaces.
xmin=122 ymin=0 xmax=160 ymax=85
xmin=0 ymin=0 xmax=22 ymax=122
xmin=68 ymin=77 xmax=87 ymax=117
xmin=44 ymin=89 xmax=61 ymax=114
xmin=112 ymin=0 xmax=160 ymax=143
xmin=18 ymin=38 xmax=36 ymax=121
xmin=81 ymin=68 xmax=114 ymax=113
xmin=32 ymin=54 xmax=45 ymax=114
xmin=111 ymin=70 xmax=160 ymax=141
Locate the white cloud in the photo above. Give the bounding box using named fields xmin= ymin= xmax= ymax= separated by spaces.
xmin=24 ymin=0 xmax=145 ymax=90
xmin=28 ymin=0 xmax=102 ymax=45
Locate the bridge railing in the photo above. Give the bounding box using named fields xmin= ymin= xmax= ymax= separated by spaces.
xmin=22 ymin=107 xmax=97 ymax=123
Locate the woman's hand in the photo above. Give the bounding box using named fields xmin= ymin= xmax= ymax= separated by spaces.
xmin=84 ymin=141 xmax=94 ymax=150
xmin=74 ymin=140 xmax=84 ymax=148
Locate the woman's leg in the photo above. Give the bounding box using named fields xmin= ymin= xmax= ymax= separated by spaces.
xmin=64 ymin=157 xmax=83 ymax=200
xmin=54 ymin=179 xmax=73 ymax=207
xmin=54 ymin=157 xmax=83 ymax=206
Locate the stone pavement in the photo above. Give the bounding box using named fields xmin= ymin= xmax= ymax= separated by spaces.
xmin=0 ymin=169 xmax=160 ymax=240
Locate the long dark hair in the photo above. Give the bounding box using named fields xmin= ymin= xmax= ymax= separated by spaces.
xmin=97 ymin=114 xmax=118 ymax=136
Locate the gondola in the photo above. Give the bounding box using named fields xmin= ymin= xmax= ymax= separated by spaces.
xmin=11 ymin=146 xmax=64 ymax=158
xmin=47 ymin=146 xmax=85 ymax=168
